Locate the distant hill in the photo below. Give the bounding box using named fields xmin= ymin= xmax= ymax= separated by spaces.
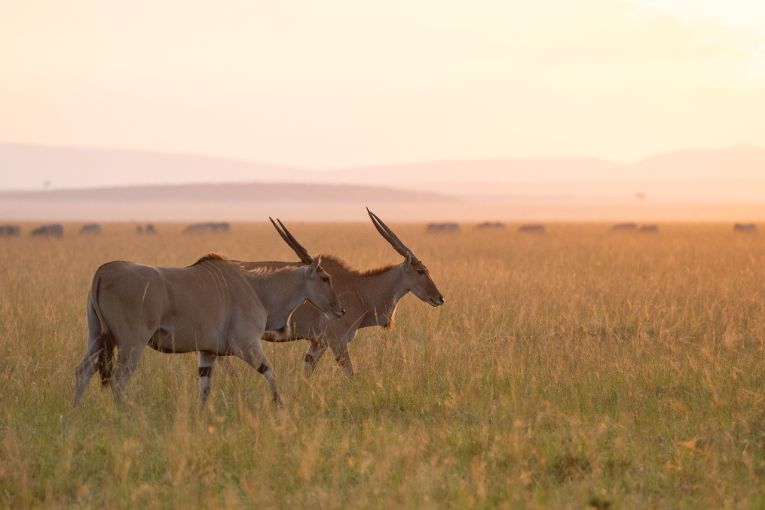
xmin=3 ymin=143 xmax=764 ymax=194
xmin=633 ymin=146 xmax=765 ymax=180
xmin=321 ymin=146 xmax=765 ymax=193
xmin=0 ymin=181 xmax=453 ymax=203
xmin=306 ymin=146 xmax=765 ymax=202
xmin=2 ymin=143 xmax=765 ymax=221
xmin=0 ymin=181 xmax=454 ymax=221
xmin=0 ymin=143 xmax=309 ymax=190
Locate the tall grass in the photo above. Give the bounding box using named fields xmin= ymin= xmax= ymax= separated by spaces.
xmin=1 ymin=223 xmax=764 ymax=508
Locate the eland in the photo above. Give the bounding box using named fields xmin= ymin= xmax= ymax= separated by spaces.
xmin=734 ymin=223 xmax=757 ymax=233
xmin=184 ymin=222 xmax=230 ymax=234
xmin=80 ymin=223 xmax=102 ymax=234
xmin=519 ymin=224 xmax=545 ymax=234
xmin=612 ymin=223 xmax=637 ymax=232
xmin=31 ymin=224 xmax=63 ymax=237
xmin=427 ymin=222 xmax=460 ymax=233
xmin=0 ymin=225 xmax=20 ymax=237
xmin=242 ymin=208 xmax=444 ymax=376
xmin=639 ymin=225 xmax=659 ymax=233
xmin=74 ymin=218 xmax=344 ymax=407
xmin=476 ymin=221 xmax=505 ymax=230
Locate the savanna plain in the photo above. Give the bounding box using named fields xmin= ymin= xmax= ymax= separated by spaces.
xmin=1 ymin=222 xmax=765 ymax=509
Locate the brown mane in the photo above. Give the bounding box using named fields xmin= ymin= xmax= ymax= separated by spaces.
xmin=191 ymin=253 xmax=227 ymax=266
xmin=318 ymin=254 xmax=398 ymax=279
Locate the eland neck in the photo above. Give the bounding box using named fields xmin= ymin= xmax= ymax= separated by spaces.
xmin=356 ymin=264 xmax=409 ymax=328
xmin=246 ymin=268 xmax=308 ymax=331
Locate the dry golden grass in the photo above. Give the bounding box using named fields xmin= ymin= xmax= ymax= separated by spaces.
xmin=1 ymin=222 xmax=765 ymax=508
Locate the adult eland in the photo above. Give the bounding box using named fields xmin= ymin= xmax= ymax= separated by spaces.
xmin=244 ymin=208 xmax=445 ymax=376
xmin=73 ymin=218 xmax=344 ymax=406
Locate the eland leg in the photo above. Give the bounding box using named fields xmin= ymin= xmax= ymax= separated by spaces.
xmin=236 ymin=344 xmax=282 ymax=406
xmin=329 ymin=339 xmax=354 ymax=377
xmin=74 ymin=302 xmax=108 ymax=406
xmin=110 ymin=344 xmax=145 ymax=404
xmin=198 ymin=352 xmax=217 ymax=404
xmin=74 ymin=334 xmax=103 ymax=406
xmin=303 ymin=340 xmax=327 ymax=377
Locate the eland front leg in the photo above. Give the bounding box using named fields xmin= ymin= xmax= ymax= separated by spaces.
xmin=303 ymin=340 xmax=328 ymax=376
xmin=328 ymin=338 xmax=354 ymax=377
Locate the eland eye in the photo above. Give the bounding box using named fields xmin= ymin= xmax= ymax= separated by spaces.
xmin=417 ymin=269 xmax=427 ymax=275
xmin=321 ymin=276 xmax=330 ymax=283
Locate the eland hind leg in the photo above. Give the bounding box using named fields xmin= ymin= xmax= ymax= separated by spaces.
xmin=74 ymin=303 xmax=109 ymax=406
xmin=198 ymin=352 xmax=217 ymax=404
xmin=74 ymin=335 xmax=104 ymax=406
xmin=110 ymin=344 xmax=146 ymax=404
xmin=234 ymin=342 xmax=282 ymax=406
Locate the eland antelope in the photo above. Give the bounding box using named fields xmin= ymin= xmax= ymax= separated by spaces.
xmin=427 ymin=222 xmax=460 ymax=233
xmin=80 ymin=223 xmax=102 ymax=234
xmin=476 ymin=221 xmax=505 ymax=230
xmin=73 ymin=218 xmax=344 ymax=407
xmin=612 ymin=223 xmax=637 ymax=232
xmin=734 ymin=223 xmax=757 ymax=233
xmin=31 ymin=224 xmax=63 ymax=237
xmin=184 ymin=222 xmax=230 ymax=234
xmin=519 ymin=224 xmax=545 ymax=234
xmin=243 ymin=208 xmax=444 ymax=376
xmin=136 ymin=224 xmax=157 ymax=235
xmin=0 ymin=225 xmax=20 ymax=237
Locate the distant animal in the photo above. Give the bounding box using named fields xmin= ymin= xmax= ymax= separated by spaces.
xmin=519 ymin=224 xmax=545 ymax=234
xmin=476 ymin=222 xmax=505 ymax=230
xmin=0 ymin=225 xmax=21 ymax=237
xmin=184 ymin=222 xmax=230 ymax=234
xmin=612 ymin=223 xmax=637 ymax=231
xmin=734 ymin=223 xmax=757 ymax=233
xmin=639 ymin=225 xmax=659 ymax=233
xmin=136 ymin=224 xmax=157 ymax=235
xmin=427 ymin=222 xmax=460 ymax=233
xmin=73 ymin=218 xmax=344 ymax=407
xmin=80 ymin=223 xmax=102 ymax=234
xmin=31 ymin=224 xmax=63 ymax=237
xmin=247 ymin=208 xmax=444 ymax=376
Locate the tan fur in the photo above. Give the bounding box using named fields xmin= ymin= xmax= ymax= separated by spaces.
xmin=74 ymin=225 xmax=343 ymax=406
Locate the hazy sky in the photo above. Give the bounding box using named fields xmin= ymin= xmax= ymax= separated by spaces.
xmin=1 ymin=0 xmax=764 ymax=168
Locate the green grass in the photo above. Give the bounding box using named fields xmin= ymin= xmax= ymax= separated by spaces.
xmin=1 ymin=223 xmax=765 ymax=508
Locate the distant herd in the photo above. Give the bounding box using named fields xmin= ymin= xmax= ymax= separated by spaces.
xmin=0 ymin=222 xmax=761 ymax=238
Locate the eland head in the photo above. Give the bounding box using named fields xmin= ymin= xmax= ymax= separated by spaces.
xmin=269 ymin=217 xmax=345 ymax=318
xmin=366 ymin=208 xmax=444 ymax=307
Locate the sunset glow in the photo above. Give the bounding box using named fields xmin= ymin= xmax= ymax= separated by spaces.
xmin=1 ymin=0 xmax=763 ymax=170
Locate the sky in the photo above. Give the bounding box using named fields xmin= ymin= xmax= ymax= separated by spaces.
xmin=1 ymin=0 xmax=764 ymax=169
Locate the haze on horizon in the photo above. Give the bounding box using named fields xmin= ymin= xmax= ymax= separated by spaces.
xmin=2 ymin=0 xmax=764 ymax=175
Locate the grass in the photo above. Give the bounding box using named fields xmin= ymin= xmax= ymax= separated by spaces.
xmin=1 ymin=222 xmax=765 ymax=508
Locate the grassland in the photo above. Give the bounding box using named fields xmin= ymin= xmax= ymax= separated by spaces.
xmin=1 ymin=222 xmax=765 ymax=509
